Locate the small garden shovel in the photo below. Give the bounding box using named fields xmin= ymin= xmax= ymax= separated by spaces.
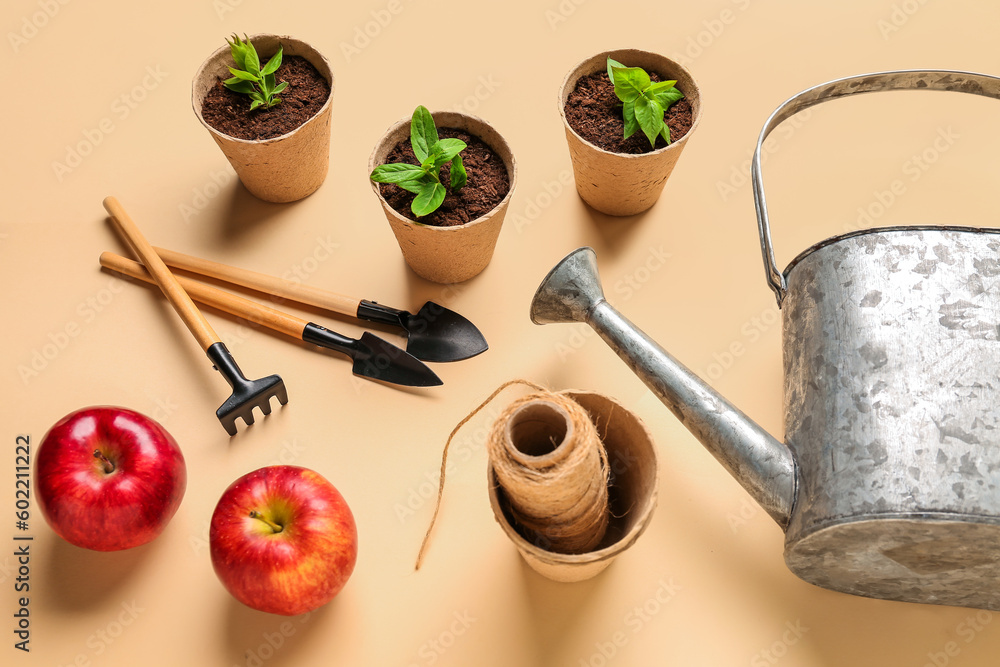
xmin=151 ymin=247 xmax=488 ymax=363
xmin=99 ymin=252 xmax=442 ymax=388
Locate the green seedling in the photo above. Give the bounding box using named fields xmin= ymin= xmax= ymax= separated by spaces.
xmin=607 ymin=58 xmax=684 ymax=148
xmin=223 ymin=34 xmax=287 ymax=110
xmin=370 ymin=105 xmax=468 ymax=217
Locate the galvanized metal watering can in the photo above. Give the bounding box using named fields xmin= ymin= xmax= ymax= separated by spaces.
xmin=531 ymin=70 xmax=1000 ymax=610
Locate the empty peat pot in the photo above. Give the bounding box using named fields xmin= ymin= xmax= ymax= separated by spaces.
xmin=532 ymin=70 xmax=1000 ymax=610
xmin=488 ymin=390 xmax=658 ymax=583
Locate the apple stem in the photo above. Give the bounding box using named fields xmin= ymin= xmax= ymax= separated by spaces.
xmin=92 ymin=450 xmax=115 ymax=474
xmin=249 ymin=510 xmax=283 ymax=534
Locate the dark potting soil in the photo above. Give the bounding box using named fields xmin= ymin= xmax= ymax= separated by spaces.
xmin=200 ymin=56 xmax=330 ymax=140
xmin=564 ymin=70 xmax=693 ymax=154
xmin=377 ymin=129 xmax=511 ymax=227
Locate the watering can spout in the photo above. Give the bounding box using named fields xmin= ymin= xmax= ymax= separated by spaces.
xmin=531 ymin=247 xmax=796 ymax=528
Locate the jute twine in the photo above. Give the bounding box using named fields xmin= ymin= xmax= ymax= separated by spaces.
xmin=415 ymin=380 xmax=610 ymax=570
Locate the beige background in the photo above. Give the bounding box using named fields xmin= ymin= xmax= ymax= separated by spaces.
xmin=5 ymin=0 xmax=1000 ymax=665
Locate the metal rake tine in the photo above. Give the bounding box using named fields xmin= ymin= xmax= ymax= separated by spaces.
xmin=210 ymin=349 xmax=288 ymax=436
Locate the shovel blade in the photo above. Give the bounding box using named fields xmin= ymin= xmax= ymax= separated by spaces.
xmin=352 ymin=332 xmax=443 ymax=387
xmin=404 ymin=302 xmax=488 ymax=363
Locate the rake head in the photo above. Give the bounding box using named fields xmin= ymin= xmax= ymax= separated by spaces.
xmin=206 ymin=343 xmax=288 ymax=436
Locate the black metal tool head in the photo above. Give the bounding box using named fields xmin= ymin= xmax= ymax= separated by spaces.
xmin=357 ymin=300 xmax=488 ymax=363
xmin=207 ymin=343 xmax=288 ymax=436
xmin=301 ymin=324 xmax=442 ymax=387
xmin=354 ymin=332 xmax=443 ymax=386
xmin=405 ymin=301 xmax=488 ymax=362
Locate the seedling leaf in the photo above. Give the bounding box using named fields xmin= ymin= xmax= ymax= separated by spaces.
xmin=433 ymin=138 xmax=467 ymax=166
xmin=261 ymin=47 xmax=283 ymax=76
xmin=660 ymin=123 xmax=671 ymax=144
xmin=410 ymin=105 xmax=439 ymax=162
xmin=606 ymin=57 xmax=626 ymax=82
xmin=412 ymin=182 xmax=447 ymax=217
xmin=653 ymin=88 xmax=684 ymax=108
xmin=228 ymin=68 xmax=257 ymax=81
xmin=611 ymin=66 xmax=650 ymax=103
xmin=228 ymin=34 xmax=249 ymax=70
xmin=370 ymin=163 xmax=428 ymax=183
xmin=607 ymin=58 xmax=684 ymax=147
xmin=223 ymin=79 xmax=255 ymax=94
xmin=370 ymin=105 xmax=469 ymax=216
xmin=450 ymin=154 xmax=467 ymax=190
xmin=622 ymin=100 xmax=638 ymax=139
xmin=634 ymin=95 xmax=664 ymax=148
xmin=222 ymin=35 xmax=287 ymax=110
xmin=397 ymin=181 xmax=426 ymax=195
xmin=646 ymin=80 xmax=678 ymax=93
xmin=244 ymin=40 xmax=260 ymax=76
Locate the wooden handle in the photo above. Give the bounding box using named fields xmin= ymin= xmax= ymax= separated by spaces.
xmin=153 ymin=246 xmax=362 ymax=316
xmin=100 ymin=252 xmax=309 ymax=340
xmin=103 ymin=197 xmax=221 ymax=351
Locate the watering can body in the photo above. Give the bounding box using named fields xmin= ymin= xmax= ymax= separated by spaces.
xmin=531 ymin=70 xmax=1000 ymax=610
xmin=783 ymin=228 xmax=1000 ymax=609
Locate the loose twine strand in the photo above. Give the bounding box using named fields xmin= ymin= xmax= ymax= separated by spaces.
xmin=415 ymin=379 xmax=610 ymax=570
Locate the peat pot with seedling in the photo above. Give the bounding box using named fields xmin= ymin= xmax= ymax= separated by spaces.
xmin=369 ymin=105 xmax=516 ymax=284
xmin=193 ymin=33 xmax=334 ymax=203
xmin=560 ymin=48 xmax=701 ymax=216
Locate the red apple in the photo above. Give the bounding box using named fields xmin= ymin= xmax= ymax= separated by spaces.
xmin=210 ymin=465 xmax=358 ymax=616
xmin=35 ymin=406 xmax=187 ymax=551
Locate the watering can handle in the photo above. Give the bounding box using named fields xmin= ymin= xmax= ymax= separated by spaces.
xmin=753 ymin=69 xmax=1000 ymax=306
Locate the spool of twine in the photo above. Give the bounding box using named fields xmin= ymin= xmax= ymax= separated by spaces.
xmin=415 ymin=380 xmax=611 ymax=569
xmin=490 ymin=393 xmax=609 ymax=554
